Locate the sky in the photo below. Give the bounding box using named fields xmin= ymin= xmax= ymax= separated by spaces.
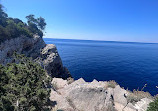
xmin=1 ymin=0 xmax=158 ymax=43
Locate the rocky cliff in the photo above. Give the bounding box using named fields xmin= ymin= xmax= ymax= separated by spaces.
xmin=50 ymin=78 xmax=153 ymax=111
xmin=0 ymin=35 xmax=71 ymax=79
xmin=0 ymin=36 xmax=153 ymax=111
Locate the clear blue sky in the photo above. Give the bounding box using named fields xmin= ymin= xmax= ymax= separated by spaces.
xmin=1 ymin=0 xmax=158 ymax=43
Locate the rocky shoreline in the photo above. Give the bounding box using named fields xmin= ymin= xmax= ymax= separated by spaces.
xmin=50 ymin=78 xmax=152 ymax=111
xmin=0 ymin=36 xmax=153 ymax=111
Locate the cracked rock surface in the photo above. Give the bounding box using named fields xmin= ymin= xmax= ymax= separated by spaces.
xmin=50 ymin=78 xmax=152 ymax=111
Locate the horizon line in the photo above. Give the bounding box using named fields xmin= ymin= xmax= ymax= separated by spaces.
xmin=43 ymin=37 xmax=158 ymax=44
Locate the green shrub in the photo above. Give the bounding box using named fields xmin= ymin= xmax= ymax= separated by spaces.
xmin=147 ymin=97 xmax=158 ymax=111
xmin=0 ymin=54 xmax=51 ymax=111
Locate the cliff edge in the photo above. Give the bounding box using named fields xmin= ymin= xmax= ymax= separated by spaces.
xmin=0 ymin=36 xmax=153 ymax=111
xmin=50 ymin=78 xmax=153 ymax=111
xmin=0 ymin=35 xmax=71 ymax=79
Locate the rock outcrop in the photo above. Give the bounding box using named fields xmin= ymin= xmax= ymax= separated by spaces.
xmin=0 ymin=36 xmax=153 ymax=111
xmin=50 ymin=78 xmax=153 ymax=111
xmin=0 ymin=35 xmax=71 ymax=79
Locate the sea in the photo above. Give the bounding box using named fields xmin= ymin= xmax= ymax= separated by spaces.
xmin=44 ymin=38 xmax=158 ymax=95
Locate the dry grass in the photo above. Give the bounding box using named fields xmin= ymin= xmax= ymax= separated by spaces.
xmin=126 ymin=84 xmax=153 ymax=104
xmin=107 ymin=80 xmax=117 ymax=88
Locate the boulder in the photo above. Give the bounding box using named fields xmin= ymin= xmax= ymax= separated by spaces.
xmin=113 ymin=85 xmax=128 ymax=106
xmin=51 ymin=78 xmax=115 ymax=111
xmin=66 ymin=87 xmax=114 ymax=111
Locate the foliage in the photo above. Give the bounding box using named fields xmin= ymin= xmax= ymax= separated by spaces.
xmin=147 ymin=97 xmax=158 ymax=111
xmin=0 ymin=54 xmax=51 ymax=111
xmin=0 ymin=3 xmax=46 ymax=43
xmin=26 ymin=15 xmax=46 ymax=31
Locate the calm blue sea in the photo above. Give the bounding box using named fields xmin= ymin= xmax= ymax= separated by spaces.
xmin=44 ymin=38 xmax=158 ymax=95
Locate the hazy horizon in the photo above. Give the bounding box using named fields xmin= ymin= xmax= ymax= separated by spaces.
xmin=44 ymin=37 xmax=158 ymax=44
xmin=2 ymin=0 xmax=158 ymax=43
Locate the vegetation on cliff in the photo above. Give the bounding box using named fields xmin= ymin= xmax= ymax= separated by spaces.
xmin=0 ymin=54 xmax=51 ymax=111
xmin=147 ymin=97 xmax=158 ymax=111
xmin=0 ymin=4 xmax=46 ymax=43
xmin=0 ymin=2 xmax=157 ymax=111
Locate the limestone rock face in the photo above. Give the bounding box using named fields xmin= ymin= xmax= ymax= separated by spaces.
xmin=0 ymin=36 xmax=71 ymax=79
xmin=50 ymin=78 xmax=152 ymax=111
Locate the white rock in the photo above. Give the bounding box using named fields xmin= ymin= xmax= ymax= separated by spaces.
xmin=50 ymin=78 xmax=152 ymax=111
xmin=50 ymin=89 xmax=73 ymax=110
xmin=113 ymin=85 xmax=128 ymax=106
xmin=134 ymin=98 xmax=153 ymax=111
xmin=52 ymin=78 xmax=68 ymax=89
